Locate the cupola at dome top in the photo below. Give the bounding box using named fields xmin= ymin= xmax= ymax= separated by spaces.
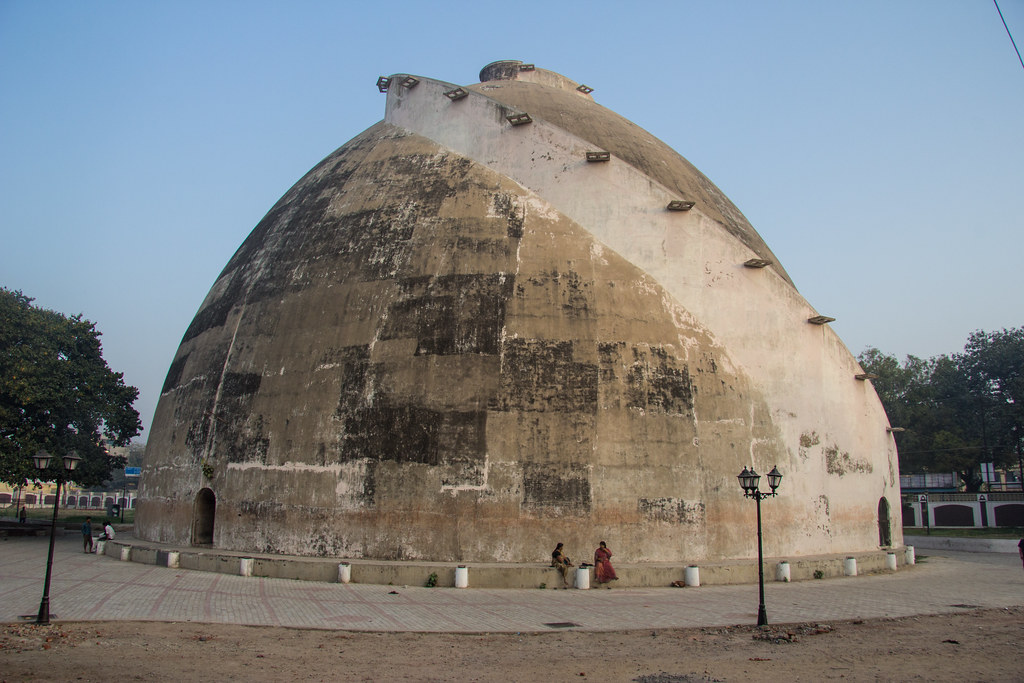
xmin=478 ymin=59 xmax=594 ymax=97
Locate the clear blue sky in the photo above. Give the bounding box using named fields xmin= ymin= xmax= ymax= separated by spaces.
xmin=2 ymin=1 xmax=1022 ymax=439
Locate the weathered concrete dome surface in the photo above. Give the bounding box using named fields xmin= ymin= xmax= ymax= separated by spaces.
xmin=137 ymin=61 xmax=900 ymax=562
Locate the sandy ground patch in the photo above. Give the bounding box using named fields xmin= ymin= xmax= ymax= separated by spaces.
xmin=2 ymin=607 xmax=1022 ymax=681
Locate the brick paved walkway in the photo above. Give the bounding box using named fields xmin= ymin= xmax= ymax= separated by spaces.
xmin=2 ymin=535 xmax=1022 ymax=632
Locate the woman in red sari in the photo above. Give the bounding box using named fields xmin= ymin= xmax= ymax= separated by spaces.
xmin=594 ymin=541 xmax=618 ymax=585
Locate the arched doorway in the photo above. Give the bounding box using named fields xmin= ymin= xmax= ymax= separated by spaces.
xmin=877 ymin=497 xmax=892 ymax=547
xmin=192 ymin=488 xmax=216 ymax=546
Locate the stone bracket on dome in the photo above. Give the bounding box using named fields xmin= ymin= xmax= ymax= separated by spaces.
xmin=519 ymin=63 xmax=535 ymax=71
xmin=444 ymin=87 xmax=469 ymax=101
xmin=667 ymin=200 xmax=695 ymax=211
xmin=586 ymin=151 xmax=610 ymax=162
xmin=855 ymin=373 xmax=879 ymax=380
xmin=807 ymin=315 xmax=836 ymax=325
xmin=576 ymin=84 xmax=594 ymax=94
xmin=743 ymin=258 xmax=773 ymax=268
xmin=400 ymin=76 xmax=420 ymax=89
xmin=506 ymin=112 xmax=533 ymax=126
xmin=376 ymin=76 xmax=391 ymax=93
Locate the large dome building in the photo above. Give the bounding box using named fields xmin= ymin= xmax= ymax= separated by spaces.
xmin=136 ymin=61 xmax=901 ymax=563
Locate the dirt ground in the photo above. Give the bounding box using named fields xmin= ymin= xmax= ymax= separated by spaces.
xmin=1 ymin=606 xmax=1021 ymax=682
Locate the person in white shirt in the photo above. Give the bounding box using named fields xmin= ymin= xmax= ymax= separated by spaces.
xmin=98 ymin=521 xmax=115 ymax=541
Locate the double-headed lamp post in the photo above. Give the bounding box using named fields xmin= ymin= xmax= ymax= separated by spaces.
xmin=737 ymin=464 xmax=782 ymax=626
xmin=32 ymin=449 xmax=81 ymax=625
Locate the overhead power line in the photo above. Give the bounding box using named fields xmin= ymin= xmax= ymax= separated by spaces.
xmin=994 ymin=0 xmax=1024 ymax=74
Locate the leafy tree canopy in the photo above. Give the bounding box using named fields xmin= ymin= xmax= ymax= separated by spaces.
xmin=0 ymin=288 xmax=142 ymax=488
xmin=859 ymin=327 xmax=1024 ymax=491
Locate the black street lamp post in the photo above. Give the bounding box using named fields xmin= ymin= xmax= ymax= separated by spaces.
xmin=33 ymin=450 xmax=82 ymax=625
xmin=737 ymin=465 xmax=782 ymax=626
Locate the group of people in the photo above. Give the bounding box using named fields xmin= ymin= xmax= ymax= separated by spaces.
xmin=80 ymin=516 xmax=115 ymax=553
xmin=550 ymin=541 xmax=619 ymax=588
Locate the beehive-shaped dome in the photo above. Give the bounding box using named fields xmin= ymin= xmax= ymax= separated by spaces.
xmin=136 ymin=61 xmax=900 ymax=562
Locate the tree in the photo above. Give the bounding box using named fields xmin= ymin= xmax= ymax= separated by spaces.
xmin=0 ymin=288 xmax=141 ymax=488
xmin=957 ymin=328 xmax=1024 ymax=486
xmin=856 ymin=348 xmax=975 ymax=480
xmin=925 ymin=355 xmax=989 ymax=490
xmin=858 ymin=326 xmax=1024 ymax=491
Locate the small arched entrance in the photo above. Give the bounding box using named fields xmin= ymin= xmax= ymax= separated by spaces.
xmin=877 ymin=497 xmax=892 ymax=547
xmin=192 ymin=488 xmax=216 ymax=546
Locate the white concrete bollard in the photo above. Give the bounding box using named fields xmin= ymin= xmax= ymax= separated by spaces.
xmin=240 ymin=557 xmax=254 ymax=577
xmin=95 ymin=540 xmax=106 ymax=556
xmin=684 ymin=565 xmax=700 ymax=587
xmin=455 ymin=565 xmax=469 ymax=588
xmin=338 ymin=562 xmax=351 ymax=584
xmin=905 ymin=545 xmax=916 ymax=565
xmin=885 ymin=552 xmax=898 ymax=571
xmin=166 ymin=551 xmax=180 ymax=568
xmin=575 ymin=566 xmax=590 ymax=589
xmin=119 ymin=546 xmax=131 ymax=562
xmin=776 ymin=561 xmax=791 ymax=582
xmin=843 ymin=557 xmax=858 ymax=576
